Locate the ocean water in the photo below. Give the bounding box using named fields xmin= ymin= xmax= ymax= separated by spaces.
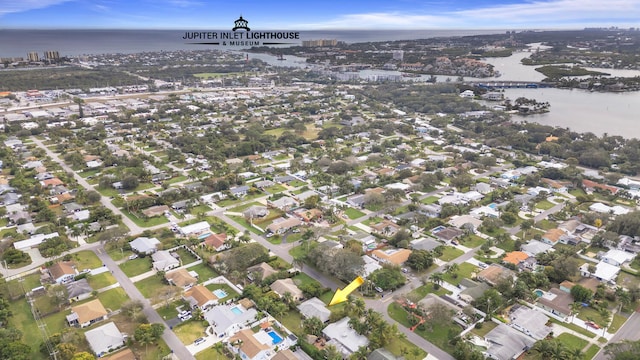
xmin=0 ymin=29 xmax=506 ymax=58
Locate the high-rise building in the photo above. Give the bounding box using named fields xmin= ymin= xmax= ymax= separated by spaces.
xmin=44 ymin=51 xmax=60 ymax=60
xmin=302 ymin=39 xmax=337 ymax=47
xmin=392 ymin=50 xmax=404 ymax=61
xmin=27 ymin=52 xmax=39 ymax=62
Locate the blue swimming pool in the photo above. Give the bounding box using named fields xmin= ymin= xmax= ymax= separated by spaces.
xmin=267 ymin=331 xmax=283 ymax=345
xmin=534 ymin=289 xmax=544 ymax=298
xmin=213 ymin=289 xmax=228 ymax=298
xmin=488 ymin=203 xmax=497 ymax=209
xmin=230 ymin=306 xmax=243 ymax=315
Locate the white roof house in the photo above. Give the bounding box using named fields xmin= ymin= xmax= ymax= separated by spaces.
xmin=152 ymin=250 xmax=179 ymax=271
xmin=204 ymin=304 xmax=259 ymax=337
xmin=179 ymin=221 xmax=210 ymax=236
xmin=580 ymin=262 xmax=620 ymax=283
xmin=297 ymin=297 xmax=331 ymax=323
xmin=601 ymin=249 xmax=635 ymax=267
xmin=322 ymin=317 xmax=369 ymax=356
xmin=129 ymin=237 xmax=161 ymax=254
xmin=509 ymin=306 xmax=552 ymax=340
xmin=361 ymin=255 xmax=382 ymax=278
xmin=13 ymin=232 xmax=60 ymax=251
xmin=84 ymin=322 xmax=125 ymax=357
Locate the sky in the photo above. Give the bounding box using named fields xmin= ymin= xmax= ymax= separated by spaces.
xmin=1 ymin=0 xmax=640 ymax=29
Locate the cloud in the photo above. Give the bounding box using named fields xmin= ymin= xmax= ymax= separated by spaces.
xmin=0 ymin=0 xmax=73 ymax=16
xmin=165 ymin=0 xmax=203 ymax=7
xmin=300 ymin=0 xmax=640 ymax=29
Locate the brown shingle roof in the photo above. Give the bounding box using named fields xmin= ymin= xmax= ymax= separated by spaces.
xmin=184 ymin=285 xmax=217 ymax=307
xmin=49 ymin=261 xmax=75 ymax=279
xmin=165 ymin=268 xmax=197 ymax=288
xmin=230 ymin=329 xmax=270 ymax=358
xmin=71 ymin=299 xmax=108 ymax=324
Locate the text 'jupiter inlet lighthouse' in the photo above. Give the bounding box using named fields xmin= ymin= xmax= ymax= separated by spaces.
xmin=182 ymin=16 xmax=300 ymax=46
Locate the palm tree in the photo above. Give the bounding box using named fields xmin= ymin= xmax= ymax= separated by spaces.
xmin=429 ymin=272 xmax=444 ymax=289
xmin=349 ymin=346 xmax=369 ymax=360
xmin=570 ymin=302 xmax=582 ymax=322
xmin=445 ymin=263 xmax=459 ymax=278
xmin=352 ymin=298 xmax=366 ymax=318
xmin=323 ymin=344 xmax=342 ymax=360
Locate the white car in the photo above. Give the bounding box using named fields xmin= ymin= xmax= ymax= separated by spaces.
xmin=193 ymin=337 xmax=206 ymax=346
xmin=128 ymin=254 xmax=138 ymax=260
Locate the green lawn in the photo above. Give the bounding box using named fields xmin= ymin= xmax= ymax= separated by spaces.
xmin=536 ymin=219 xmax=558 ymax=230
xmin=97 ymin=187 xmax=121 ymax=197
xmin=459 ymin=234 xmax=485 ymax=248
xmin=107 ymin=247 xmax=134 ymax=261
xmin=438 ymin=246 xmax=464 ymax=261
xmin=443 ymin=262 xmax=478 ymax=286
xmin=120 ymin=257 xmax=152 ymax=277
xmin=97 ymin=287 xmax=130 ymax=311
xmin=173 ymin=320 xmax=208 ymax=344
xmin=274 ymin=309 xmax=304 ymax=336
xmin=421 ymin=196 xmax=439 ymax=205
xmin=389 ymin=302 xmax=460 ymax=354
xmin=577 ymin=307 xmax=609 ymax=327
xmin=584 ymin=344 xmax=600 ymax=360
xmin=556 ymin=333 xmax=588 ymax=352
xmin=135 ymin=275 xmax=167 ymax=299
xmin=79 ymin=169 xmax=101 ymax=178
xmin=175 ymin=248 xmax=199 ymax=266
xmin=470 ymin=321 xmax=498 ymax=337
xmin=608 ymin=313 xmax=626 ymax=333
xmin=8 ymin=298 xmax=47 ymax=359
xmin=548 ymin=317 xmax=596 ymax=338
xmin=195 ymin=347 xmax=227 ymax=360
xmin=406 ymin=283 xmax=452 ymax=302
xmin=190 ymin=204 xmax=212 ymax=215
xmin=87 ymin=272 xmax=117 ymax=289
xmin=229 ymin=216 xmax=264 ymax=235
xmin=123 ymin=210 xmax=169 ymax=227
xmin=344 ymin=207 xmax=366 ymax=220
xmin=166 ymin=175 xmax=188 ymax=184
xmin=386 ymin=335 xmax=427 ymax=360
xmin=205 ymin=283 xmax=239 ymax=302
xmin=157 ymin=300 xmax=187 ymax=320
xmin=536 ymin=199 xmax=556 ymax=210
xmin=71 ymin=250 xmax=103 ymax=270
xmin=265 ymin=184 xmax=287 ymax=194
xmin=188 ymin=263 xmax=219 ymax=282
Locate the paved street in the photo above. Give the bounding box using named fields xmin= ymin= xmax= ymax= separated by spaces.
xmin=94 ymin=246 xmax=196 ymax=360
xmin=31 ymin=137 xmax=144 ymax=235
xmin=593 ymin=311 xmax=640 ymax=360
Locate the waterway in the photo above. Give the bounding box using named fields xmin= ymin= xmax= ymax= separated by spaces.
xmin=249 ymin=44 xmax=640 ymax=139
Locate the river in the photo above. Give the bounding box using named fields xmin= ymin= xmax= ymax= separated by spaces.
xmin=248 ymin=45 xmax=640 ymax=139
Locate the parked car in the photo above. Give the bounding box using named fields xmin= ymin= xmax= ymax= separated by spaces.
xmin=193 ymin=337 xmax=206 ymax=345
xmin=585 ymin=321 xmax=600 ymax=329
xmin=375 ymin=286 xmax=384 ymax=293
xmin=128 ymin=254 xmax=138 ymax=260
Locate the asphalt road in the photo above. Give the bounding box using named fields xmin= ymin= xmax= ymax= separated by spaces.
xmin=31 ymin=137 xmax=144 ymax=235
xmin=94 ymin=246 xmax=196 ymax=360
xmin=593 ymin=310 xmax=640 ymax=360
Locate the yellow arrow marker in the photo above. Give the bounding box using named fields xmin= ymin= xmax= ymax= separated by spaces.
xmin=329 ymin=276 xmax=365 ymax=306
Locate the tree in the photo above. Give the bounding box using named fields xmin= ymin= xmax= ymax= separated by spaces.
xmin=54 ymin=343 xmax=77 ymax=360
xmin=73 ymin=97 xmax=85 ymax=118
xmin=474 ymin=289 xmax=503 ymax=316
xmin=121 ymin=299 xmax=144 ymax=320
xmin=323 ymin=344 xmax=342 ymax=360
xmin=570 ymin=284 xmax=593 ymax=303
xmin=406 ymin=250 xmax=433 ymax=271
xmin=302 ymin=316 xmax=324 ymax=336
xmin=369 ymin=267 xmax=406 ymax=290
xmin=121 ymin=175 xmax=139 ymax=190
xmin=604 ymin=339 xmax=640 ymax=360
xmin=429 ymin=272 xmax=444 ymax=289
xmin=71 ymin=352 xmax=96 ymax=360
xmin=520 ymin=219 xmax=534 ymax=236
xmin=47 ymin=284 xmax=68 ymax=310
xmin=134 ymin=323 xmax=164 ymax=356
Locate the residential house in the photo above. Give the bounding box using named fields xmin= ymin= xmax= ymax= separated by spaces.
xmin=371 ymin=248 xmax=412 ymax=266
xmin=247 ymin=262 xmax=278 ymax=281
xmin=271 ymin=349 xmax=299 ymax=360
xmin=184 ymin=285 xmax=218 ymax=310
xmin=129 ymin=236 xmax=161 ymax=255
xmin=458 ymin=278 xmax=490 ymax=303
xmin=346 ymin=194 xmax=366 ymax=209
xmin=476 ymin=264 xmax=515 ymax=286
xmin=85 ymin=322 xmax=125 ymax=357
xmin=67 ymin=299 xmax=108 ymax=328
xmin=270 ymin=278 xmax=304 ymax=301
xmin=230 ymin=185 xmax=250 ymax=197
xmin=369 ymin=220 xmax=402 ymax=237
xmin=521 ymin=240 xmax=552 ymax=257
xmin=449 ymin=215 xmax=483 ymax=232
xmin=13 ymin=232 xmax=60 ymax=251
xmin=266 ymin=217 xmax=302 ymax=235
xmin=65 ymin=278 xmax=93 ymax=302
xmin=178 ymin=221 xmax=211 ymax=237
xmin=502 ymin=251 xmax=529 ymax=267
xmin=73 ymin=209 xmax=91 ymax=221
xmin=601 ymin=249 xmax=635 ymax=267
xmin=483 ymin=323 xmax=535 ymax=360
xmin=536 ymin=288 xmax=573 ymax=320
xmin=165 ymin=268 xmax=198 ymax=289
xmin=579 ymin=262 xmax=620 ymax=283
xmin=49 ymin=262 xmax=77 ymax=284
xmin=268 ymin=196 xmax=299 ymax=211
xmin=228 ymin=329 xmax=272 ymax=360
xmin=205 ymin=303 xmax=259 ymax=337
xmin=297 ymin=297 xmax=331 ymax=323
xmin=151 ymin=250 xmax=180 ymax=272
xmin=418 ymin=204 xmax=441 ymax=218
xmin=432 ymin=227 xmax=464 ymax=244
xmin=293 ymin=208 xmax=323 ymax=222
xmin=368 ymin=349 xmax=400 ymax=360
xmin=202 ymin=233 xmax=228 ymax=252
xmin=243 ymin=205 xmax=269 ymax=220
xmin=141 ymin=205 xmax=170 ymax=218
xmin=410 ymin=238 xmax=441 ymax=252
xmin=541 ymin=228 xmax=565 ymax=246
xmin=509 ymin=305 xmax=552 ymax=340
xmin=322 ymin=317 xmax=369 ymax=357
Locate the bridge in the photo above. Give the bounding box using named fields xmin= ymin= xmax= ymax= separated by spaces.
xmin=465 ymin=81 xmax=554 ymax=89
